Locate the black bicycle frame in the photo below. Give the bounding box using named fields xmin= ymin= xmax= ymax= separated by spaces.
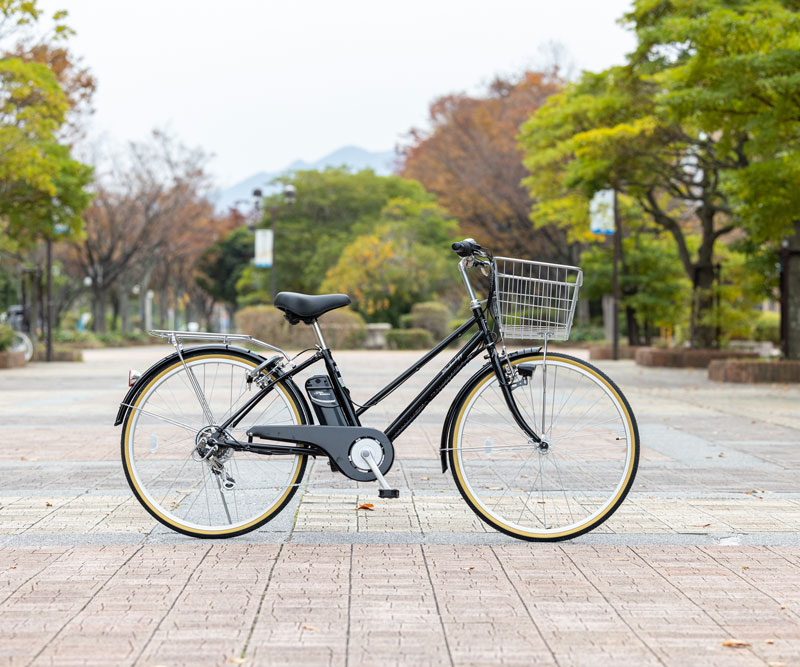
xmin=218 ymin=304 xmax=541 ymax=447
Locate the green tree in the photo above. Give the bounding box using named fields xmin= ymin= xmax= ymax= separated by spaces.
xmin=581 ymin=232 xmax=691 ymax=344
xmin=321 ymin=198 xmax=459 ymax=324
xmin=241 ymin=168 xmax=432 ymax=301
xmin=195 ymin=226 xmax=254 ymax=316
xmin=519 ymin=0 xmax=800 ymax=349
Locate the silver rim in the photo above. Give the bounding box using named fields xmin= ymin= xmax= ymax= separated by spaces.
xmin=125 ymin=355 xmax=303 ymax=533
xmin=454 ymin=357 xmax=634 ymax=537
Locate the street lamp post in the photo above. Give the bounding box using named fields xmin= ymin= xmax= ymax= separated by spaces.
xmin=252 ymin=184 xmax=296 ymax=303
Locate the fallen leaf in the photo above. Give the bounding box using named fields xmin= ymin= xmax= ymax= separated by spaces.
xmin=695 ymin=523 xmax=712 ymax=528
xmin=722 ymin=639 xmax=750 ymax=648
xmin=483 ymin=485 xmax=503 ymax=490
xmin=9 ymin=565 xmax=16 ymax=569
xmin=227 ymin=658 xmax=248 ymax=664
xmin=537 ymin=501 xmax=546 ymax=504
xmin=765 ymin=639 xmax=775 ymax=645
xmin=419 ymin=476 xmax=430 ymax=481
xmin=301 ymin=625 xmax=318 ymax=631
xmin=45 ymin=502 xmax=52 ymax=507
xmin=780 ymin=605 xmax=787 ymax=610
xmin=741 ymin=565 xmax=750 ymax=570
xmin=356 ymin=503 xmax=374 ymax=511
xmin=521 ymin=474 xmax=529 ymax=478
xmin=718 ymin=452 xmax=726 ymax=458
xmin=19 ymin=456 xmax=26 ymax=461
xmin=705 ymin=456 xmax=712 ymax=459
xmin=461 ymin=567 xmax=475 ymax=571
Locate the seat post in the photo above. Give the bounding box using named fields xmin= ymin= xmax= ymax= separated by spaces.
xmin=311 ymin=320 xmax=328 ymax=349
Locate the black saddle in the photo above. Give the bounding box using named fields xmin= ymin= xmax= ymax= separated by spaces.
xmin=274 ymin=292 xmax=351 ymax=324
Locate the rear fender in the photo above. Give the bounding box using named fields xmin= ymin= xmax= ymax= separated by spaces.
xmin=113 ymin=344 xmax=311 ymax=426
xmin=439 ymin=346 xmax=541 ymax=473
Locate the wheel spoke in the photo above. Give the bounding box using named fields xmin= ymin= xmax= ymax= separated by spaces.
xmin=123 ymin=353 xmax=305 ymax=536
xmin=451 ymin=355 xmax=636 ymax=539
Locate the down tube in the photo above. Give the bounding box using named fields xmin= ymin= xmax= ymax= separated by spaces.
xmin=384 ymin=332 xmax=487 ymax=441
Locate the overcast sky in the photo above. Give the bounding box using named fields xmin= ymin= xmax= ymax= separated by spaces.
xmin=40 ymin=0 xmax=635 ymax=187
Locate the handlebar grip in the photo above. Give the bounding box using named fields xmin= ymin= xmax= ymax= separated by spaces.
xmin=452 ymin=238 xmax=478 ymax=257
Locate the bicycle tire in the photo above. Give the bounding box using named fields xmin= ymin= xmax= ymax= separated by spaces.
xmin=446 ymin=351 xmax=639 ymax=541
xmin=120 ymin=347 xmax=309 ymax=538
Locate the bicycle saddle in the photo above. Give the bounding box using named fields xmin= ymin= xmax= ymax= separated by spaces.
xmin=274 ymin=292 xmax=351 ymax=324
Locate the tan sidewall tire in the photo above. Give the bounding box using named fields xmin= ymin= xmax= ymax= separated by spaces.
xmin=120 ymin=349 xmax=308 ymax=539
xmin=447 ymin=352 xmax=639 ymax=542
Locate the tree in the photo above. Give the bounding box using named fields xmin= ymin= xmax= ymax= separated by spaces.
xmin=0 ymin=2 xmax=79 ymax=212
xmin=195 ymin=226 xmax=254 ymax=317
xmin=622 ymin=0 xmax=800 ymax=356
xmin=400 ymin=72 xmax=571 ymax=263
xmin=321 ymin=198 xmax=459 ymax=324
xmin=581 ymin=231 xmax=691 ymax=344
xmin=518 ymin=21 xmax=763 ymax=347
xmin=240 ymin=168 xmax=433 ymax=300
xmin=70 ymin=131 xmax=216 ymax=332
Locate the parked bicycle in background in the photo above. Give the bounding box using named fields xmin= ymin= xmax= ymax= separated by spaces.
xmin=1 ymin=306 xmax=33 ymax=362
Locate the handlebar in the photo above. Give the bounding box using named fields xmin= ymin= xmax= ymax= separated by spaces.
xmin=451 ymin=238 xmax=491 ymax=260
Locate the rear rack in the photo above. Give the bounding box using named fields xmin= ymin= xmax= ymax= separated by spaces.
xmin=148 ymin=330 xmax=290 ymax=360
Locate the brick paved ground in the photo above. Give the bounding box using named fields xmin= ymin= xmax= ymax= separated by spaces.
xmin=1 ymin=345 xmax=799 ymax=665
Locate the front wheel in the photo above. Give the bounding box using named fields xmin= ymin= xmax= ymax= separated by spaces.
xmin=447 ymin=351 xmax=639 ymax=541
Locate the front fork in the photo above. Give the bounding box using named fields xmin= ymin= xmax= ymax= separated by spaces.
xmin=475 ymin=307 xmax=544 ymax=447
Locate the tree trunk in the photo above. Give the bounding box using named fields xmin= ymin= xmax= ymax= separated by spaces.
xmin=37 ymin=268 xmax=45 ymax=337
xmin=93 ymin=287 xmax=107 ymax=333
xmin=110 ymin=291 xmax=120 ymax=332
xmin=782 ymin=221 xmax=800 ymax=360
xmin=625 ymin=305 xmax=640 ymax=346
xmin=692 ymin=263 xmax=717 ymax=348
xmin=158 ymin=288 xmax=168 ymax=329
xmin=119 ymin=280 xmax=131 ymax=333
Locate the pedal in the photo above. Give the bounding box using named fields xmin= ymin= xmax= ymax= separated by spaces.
xmin=358 ymin=446 xmax=398 ymax=497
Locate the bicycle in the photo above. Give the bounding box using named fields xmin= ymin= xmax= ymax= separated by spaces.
xmin=1 ymin=310 xmax=34 ymax=362
xmin=115 ymin=239 xmax=639 ymax=541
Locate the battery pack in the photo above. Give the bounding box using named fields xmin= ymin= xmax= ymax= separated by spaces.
xmin=305 ymin=375 xmax=348 ymax=426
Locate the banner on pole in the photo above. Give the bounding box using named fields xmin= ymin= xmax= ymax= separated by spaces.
xmin=589 ymin=189 xmax=615 ymax=236
xmin=254 ymin=229 xmax=273 ymax=268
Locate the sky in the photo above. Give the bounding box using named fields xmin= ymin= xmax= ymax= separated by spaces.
xmin=40 ymin=0 xmax=635 ymax=187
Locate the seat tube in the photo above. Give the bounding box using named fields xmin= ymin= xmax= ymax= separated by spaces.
xmin=320 ymin=348 xmax=360 ymax=426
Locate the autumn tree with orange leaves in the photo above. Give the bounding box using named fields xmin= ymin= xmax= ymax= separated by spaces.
xmin=400 ymin=72 xmax=571 ymax=264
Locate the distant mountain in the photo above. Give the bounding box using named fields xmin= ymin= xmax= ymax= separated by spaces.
xmin=213 ymin=146 xmax=396 ymax=213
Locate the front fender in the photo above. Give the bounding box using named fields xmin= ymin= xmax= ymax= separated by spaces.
xmin=440 ymin=346 xmax=541 ymax=473
xmin=113 ymin=344 xmax=283 ymax=426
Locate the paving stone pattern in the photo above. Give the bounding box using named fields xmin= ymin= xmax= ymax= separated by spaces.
xmin=1 ymin=346 xmax=799 ymax=665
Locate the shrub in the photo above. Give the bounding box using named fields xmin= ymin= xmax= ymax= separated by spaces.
xmin=569 ymin=324 xmax=606 ymax=343
xmin=753 ymin=311 xmax=780 ymax=345
xmin=411 ymin=301 xmax=451 ymax=340
xmin=235 ymin=305 xmax=367 ymax=350
xmin=235 ymin=306 xmax=287 ymax=345
xmin=398 ymin=313 xmax=414 ymax=329
xmin=54 ymin=330 xmax=95 ymax=344
xmin=0 ymin=324 xmax=14 ymax=352
xmin=318 ymin=309 xmax=368 ymax=349
xmin=386 ymin=328 xmax=433 ymax=350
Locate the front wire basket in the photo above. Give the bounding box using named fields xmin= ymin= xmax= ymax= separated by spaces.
xmin=492 ymin=256 xmax=583 ymax=341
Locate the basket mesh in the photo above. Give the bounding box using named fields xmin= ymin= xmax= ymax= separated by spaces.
xmin=493 ymin=257 xmax=583 ymax=341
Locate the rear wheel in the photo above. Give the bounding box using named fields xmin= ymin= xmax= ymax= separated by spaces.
xmin=447 ymin=352 xmax=639 ymax=541
xmin=121 ymin=348 xmax=308 ymax=538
